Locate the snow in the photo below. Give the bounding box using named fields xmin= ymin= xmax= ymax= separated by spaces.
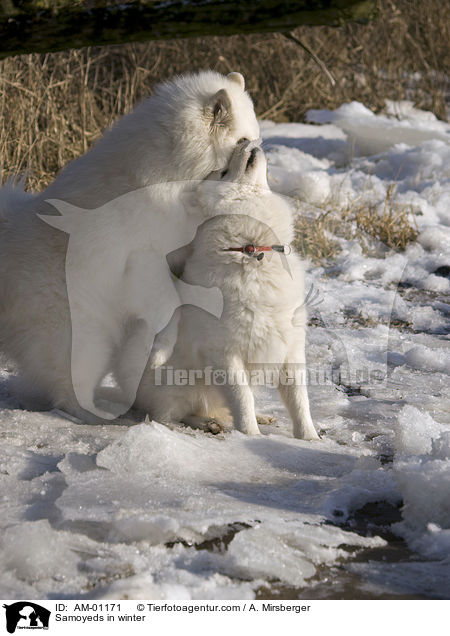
xmin=1 ymin=99 xmax=449 ymax=600
xmin=306 ymin=100 xmax=450 ymax=156
xmin=394 ymin=405 xmax=446 ymax=455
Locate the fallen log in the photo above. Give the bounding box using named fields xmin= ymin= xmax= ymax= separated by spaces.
xmin=0 ymin=0 xmax=375 ymax=60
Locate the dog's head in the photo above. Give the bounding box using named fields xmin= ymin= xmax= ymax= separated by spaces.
xmin=179 ymin=213 xmax=290 ymax=291
xmin=202 ymin=72 xmax=260 ymax=172
xmin=150 ymin=71 xmax=260 ymax=179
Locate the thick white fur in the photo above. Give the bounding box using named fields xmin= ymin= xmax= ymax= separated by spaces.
xmin=0 ymin=72 xmax=259 ymax=422
xmin=135 ymin=143 xmax=319 ymax=440
xmin=42 ymin=70 xmax=259 ymax=207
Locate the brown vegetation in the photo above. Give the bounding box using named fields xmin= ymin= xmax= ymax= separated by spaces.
xmin=293 ymin=184 xmax=419 ymax=264
xmin=0 ymin=1 xmax=444 ymax=259
xmin=0 ymin=0 xmax=447 ymax=191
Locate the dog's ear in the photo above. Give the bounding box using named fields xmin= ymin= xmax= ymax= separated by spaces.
xmin=207 ymin=88 xmax=232 ymax=127
xmin=227 ymin=72 xmax=245 ymax=91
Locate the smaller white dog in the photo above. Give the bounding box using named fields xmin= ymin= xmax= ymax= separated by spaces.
xmin=136 ymin=142 xmax=319 ymax=440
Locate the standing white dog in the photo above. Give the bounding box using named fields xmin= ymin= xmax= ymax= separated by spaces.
xmin=135 ymin=142 xmax=319 ymax=440
xmin=0 ymin=71 xmax=259 ymax=422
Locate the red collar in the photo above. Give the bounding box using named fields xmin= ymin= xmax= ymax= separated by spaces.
xmin=223 ymin=244 xmax=291 ymax=261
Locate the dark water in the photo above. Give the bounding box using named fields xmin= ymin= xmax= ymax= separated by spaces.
xmin=255 ymin=502 xmax=437 ymax=600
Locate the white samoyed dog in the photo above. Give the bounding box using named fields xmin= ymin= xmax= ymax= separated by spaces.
xmin=0 ymin=71 xmax=260 ymax=422
xmin=135 ymin=142 xmax=319 ymax=440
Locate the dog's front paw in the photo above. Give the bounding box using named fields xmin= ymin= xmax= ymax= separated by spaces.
xmin=181 ymin=414 xmax=224 ymax=435
xmin=205 ymin=418 xmax=223 ymax=435
xmin=294 ymin=427 xmax=322 ymax=441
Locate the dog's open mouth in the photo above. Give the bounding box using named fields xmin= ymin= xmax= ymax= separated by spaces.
xmin=246 ymin=147 xmax=258 ymax=170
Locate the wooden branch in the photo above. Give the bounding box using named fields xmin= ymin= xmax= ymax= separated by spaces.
xmin=0 ymin=1 xmax=375 ymax=60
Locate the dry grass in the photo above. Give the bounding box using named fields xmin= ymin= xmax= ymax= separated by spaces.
xmin=294 ymin=208 xmax=342 ymax=264
xmin=346 ymin=184 xmax=419 ymax=251
xmin=0 ymin=0 xmax=448 ymax=191
xmin=293 ymin=184 xmax=419 ymax=263
xmin=0 ymin=48 xmax=159 ymax=189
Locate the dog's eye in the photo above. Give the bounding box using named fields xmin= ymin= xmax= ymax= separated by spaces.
xmin=221 ymin=169 xmax=228 ymax=179
xmin=238 ymin=137 xmax=249 ymax=144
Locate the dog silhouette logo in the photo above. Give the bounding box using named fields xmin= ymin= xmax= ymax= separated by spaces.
xmin=39 ymin=185 xmax=224 ymax=421
xmin=3 ymin=602 xmax=50 ymax=634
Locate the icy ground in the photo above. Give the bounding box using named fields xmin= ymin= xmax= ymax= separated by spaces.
xmin=1 ymin=101 xmax=449 ymax=600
